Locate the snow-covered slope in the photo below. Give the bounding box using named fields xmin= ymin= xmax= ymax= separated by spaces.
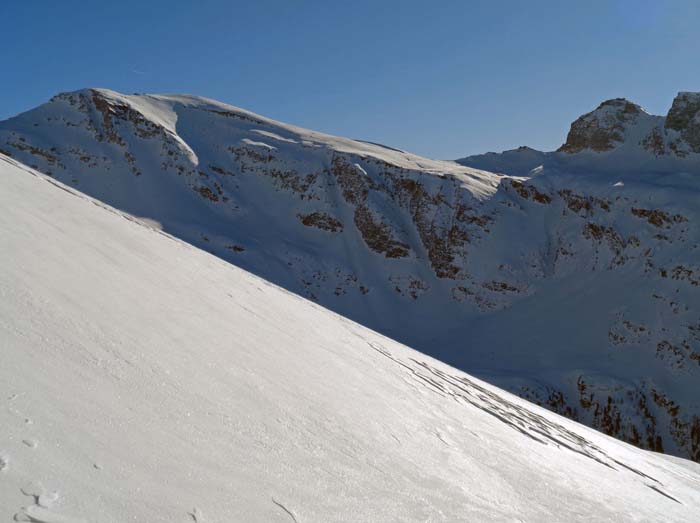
xmin=2 ymin=154 xmax=700 ymax=522
xmin=2 ymin=89 xmax=700 ymax=463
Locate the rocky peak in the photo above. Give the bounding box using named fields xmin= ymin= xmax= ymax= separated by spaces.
xmin=665 ymin=91 xmax=700 ymax=154
xmin=556 ymin=92 xmax=700 ymax=159
xmin=665 ymin=92 xmax=700 ymax=130
xmin=558 ymin=98 xmax=644 ymax=154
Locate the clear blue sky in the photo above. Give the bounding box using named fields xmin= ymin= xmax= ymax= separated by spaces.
xmin=2 ymin=0 xmax=699 ymax=158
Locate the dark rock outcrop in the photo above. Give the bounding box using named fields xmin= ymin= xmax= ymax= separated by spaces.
xmin=558 ymin=98 xmax=643 ymax=153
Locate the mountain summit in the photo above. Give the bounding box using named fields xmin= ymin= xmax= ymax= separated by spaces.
xmin=665 ymin=91 xmax=700 ymax=154
xmin=461 ymin=92 xmax=700 ymax=175
xmin=1 ymin=88 xmax=699 ymax=462
xmin=558 ymin=98 xmax=649 ymax=154
xmin=558 ymin=93 xmax=700 ymax=158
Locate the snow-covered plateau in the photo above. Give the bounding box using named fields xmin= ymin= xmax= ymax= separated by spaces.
xmin=2 ymin=154 xmax=700 ymax=521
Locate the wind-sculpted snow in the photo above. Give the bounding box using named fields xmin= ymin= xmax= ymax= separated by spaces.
xmin=366 ymin=340 xmax=664 ymax=480
xmin=2 ymin=89 xmax=700 ymax=463
xmin=2 ymin=156 xmax=700 ymax=520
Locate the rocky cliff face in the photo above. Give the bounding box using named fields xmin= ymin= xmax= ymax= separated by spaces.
xmin=2 ymin=88 xmax=699 ymax=462
xmin=665 ymin=92 xmax=700 ymax=155
xmin=558 ymin=98 xmax=645 ymax=153
xmin=556 ymin=92 xmax=700 ymax=158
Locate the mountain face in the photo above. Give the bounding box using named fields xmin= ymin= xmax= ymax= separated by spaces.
xmin=4 ymin=156 xmax=700 ymax=521
xmin=2 ymin=89 xmax=700 ymax=463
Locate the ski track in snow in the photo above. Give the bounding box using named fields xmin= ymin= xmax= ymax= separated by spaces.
xmin=272 ymin=498 xmax=299 ymax=523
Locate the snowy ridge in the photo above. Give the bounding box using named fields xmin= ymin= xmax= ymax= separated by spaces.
xmin=1 ymin=155 xmax=700 ymax=521
xmin=2 ymin=89 xmax=700 ymax=463
xmin=71 ymin=88 xmax=502 ymax=193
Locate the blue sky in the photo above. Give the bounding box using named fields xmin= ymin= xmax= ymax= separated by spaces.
xmin=2 ymin=0 xmax=699 ymax=158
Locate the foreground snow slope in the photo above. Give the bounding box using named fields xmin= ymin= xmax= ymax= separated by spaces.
xmin=2 ymin=158 xmax=700 ymax=521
